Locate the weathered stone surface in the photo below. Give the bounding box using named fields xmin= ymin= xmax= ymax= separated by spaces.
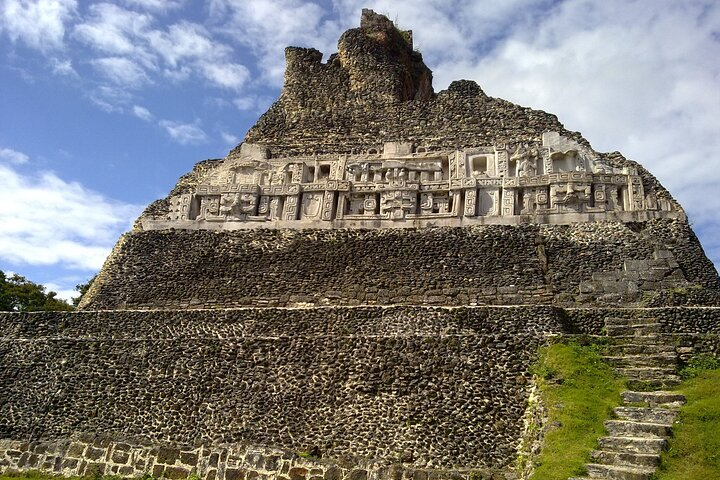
xmin=80 ymin=219 xmax=719 ymax=311
xmin=2 ymin=9 xmax=719 ymax=480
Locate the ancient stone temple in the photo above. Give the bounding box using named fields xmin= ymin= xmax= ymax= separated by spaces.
xmin=1 ymin=9 xmax=719 ymax=480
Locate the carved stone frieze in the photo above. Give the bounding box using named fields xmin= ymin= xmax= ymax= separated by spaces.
xmin=155 ymin=134 xmax=678 ymax=227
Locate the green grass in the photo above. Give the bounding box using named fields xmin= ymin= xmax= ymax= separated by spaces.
xmin=529 ymin=341 xmax=625 ymax=480
xmin=654 ymin=368 xmax=720 ymax=479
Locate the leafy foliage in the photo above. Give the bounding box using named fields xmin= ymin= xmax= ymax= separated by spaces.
xmin=679 ymin=353 xmax=720 ymax=379
xmin=0 ymin=270 xmax=73 ymax=312
xmin=72 ymin=275 xmax=96 ymax=307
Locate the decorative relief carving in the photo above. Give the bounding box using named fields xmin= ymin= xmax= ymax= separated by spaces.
xmin=380 ymin=190 xmax=417 ymax=220
xmin=166 ymin=136 xmax=672 ymax=225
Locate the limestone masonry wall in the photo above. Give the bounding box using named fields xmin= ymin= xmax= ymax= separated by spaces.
xmin=81 ymin=219 xmax=719 ymax=311
xmin=2 ymin=306 xmax=720 ymax=480
xmin=0 ymin=306 xmax=564 ymax=476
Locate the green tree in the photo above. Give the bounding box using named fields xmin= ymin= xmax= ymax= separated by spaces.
xmin=0 ymin=270 xmax=73 ymax=312
xmin=72 ymin=274 xmax=96 ymax=307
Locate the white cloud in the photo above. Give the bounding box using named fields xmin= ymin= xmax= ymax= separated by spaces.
xmin=50 ymin=57 xmax=78 ymax=76
xmin=88 ymin=85 xmax=132 ymax=112
xmin=201 ymin=62 xmax=249 ymax=90
xmin=159 ymin=119 xmax=208 ymax=145
xmin=43 ymin=281 xmax=78 ymax=302
xmin=233 ymin=94 xmax=274 ymax=113
xmin=122 ymin=0 xmax=185 ymax=12
xmin=73 ymin=5 xmax=252 ymax=107
xmin=444 ymin=0 xmax=720 ymax=267
xmin=132 ymin=104 xmax=153 ymax=121
xmin=209 ymin=0 xmax=339 ymax=84
xmin=221 ymin=131 xmax=239 ymax=144
xmin=74 ymin=3 xmax=154 ymax=60
xmin=146 ymin=21 xmax=225 ymax=67
xmin=0 ymin=0 xmax=77 ymax=51
xmin=0 ymin=161 xmax=142 ymax=271
xmin=92 ymin=56 xmax=150 ymax=87
xmin=0 ymin=147 xmax=29 ymax=164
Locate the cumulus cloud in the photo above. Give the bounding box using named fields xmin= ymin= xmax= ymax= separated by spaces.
xmin=0 ymin=0 xmax=77 ymax=51
xmin=232 ymin=94 xmax=274 ymax=113
xmin=122 ymin=0 xmax=185 ymax=12
xmin=159 ymin=119 xmax=208 ymax=145
xmin=92 ymin=56 xmax=149 ymax=87
xmin=74 ymin=3 xmax=149 ymax=54
xmin=132 ymin=104 xmax=153 ymax=121
xmin=43 ymin=280 xmax=80 ymax=302
xmin=221 ymin=131 xmax=239 ymax=144
xmin=50 ymin=57 xmax=78 ymax=76
xmin=87 ymin=84 xmax=133 ymax=112
xmin=442 ymin=0 xmax=720 ymax=269
xmin=0 ymin=147 xmax=29 ymax=164
xmin=209 ymin=0 xmax=340 ymax=84
xmin=0 ymin=160 xmax=141 ymax=271
xmin=201 ymin=62 xmax=249 ymax=90
xmin=70 ymin=4 xmax=253 ymax=109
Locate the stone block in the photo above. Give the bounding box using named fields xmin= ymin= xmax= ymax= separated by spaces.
xmin=164 ymin=466 xmax=191 ymax=480
xmin=119 ymin=466 xmax=135 ymax=476
xmin=180 ymin=452 xmax=199 ymax=466
xmin=61 ymin=458 xmax=79 ymax=470
xmin=348 ymin=469 xmax=367 ymax=480
xmin=85 ymin=447 xmax=105 ymax=461
xmin=289 ymin=467 xmax=308 ymax=480
xmin=225 ymin=468 xmax=246 ymax=480
xmin=324 ymin=466 xmax=342 ymax=480
xmin=67 ymin=443 xmax=85 ymax=458
xmin=84 ymin=462 xmax=106 ymax=478
xmin=263 ymin=455 xmax=280 ymax=471
xmin=153 ymin=465 xmax=165 ymax=478
xmin=112 ymin=450 xmax=130 ymax=464
xmin=157 ymin=447 xmax=181 ymax=465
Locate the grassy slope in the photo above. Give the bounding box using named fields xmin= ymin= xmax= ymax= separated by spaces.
xmin=529 ymin=341 xmax=625 ymax=480
xmin=654 ymin=369 xmax=720 ymax=479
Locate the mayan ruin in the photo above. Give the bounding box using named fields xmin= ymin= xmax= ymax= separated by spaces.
xmin=1 ymin=9 xmax=719 ymax=480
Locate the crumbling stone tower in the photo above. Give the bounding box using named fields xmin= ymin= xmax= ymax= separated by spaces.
xmin=1 ymin=9 xmax=719 ymax=480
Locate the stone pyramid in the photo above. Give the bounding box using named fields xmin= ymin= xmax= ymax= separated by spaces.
xmin=1 ymin=9 xmax=719 ymax=480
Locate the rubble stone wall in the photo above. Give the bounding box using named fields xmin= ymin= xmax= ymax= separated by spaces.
xmin=0 ymin=306 xmax=565 ymax=475
xmin=2 ymin=306 xmax=720 ymax=479
xmin=82 ymin=219 xmax=718 ymax=311
xmin=564 ymin=307 xmax=720 ymax=335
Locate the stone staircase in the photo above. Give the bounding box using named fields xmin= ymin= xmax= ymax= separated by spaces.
xmin=570 ymin=316 xmax=686 ymax=480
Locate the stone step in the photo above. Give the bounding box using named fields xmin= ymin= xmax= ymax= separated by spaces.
xmin=605 ymin=420 xmax=672 ymax=438
xmin=614 ymin=406 xmax=678 ymax=425
xmin=617 ymin=366 xmax=679 ymax=381
xmin=598 ymin=436 xmax=667 ymax=454
xmin=621 ymin=391 xmax=686 ymax=407
xmin=605 ymin=343 xmax=675 ymax=355
xmin=602 ymin=353 xmax=677 ymax=368
xmin=606 ymin=334 xmax=672 ymax=344
xmin=605 ymin=317 xmax=659 ymax=327
xmin=591 ymin=449 xmax=661 ymax=468
xmin=606 ymin=324 xmax=662 ymax=337
xmin=627 ymin=378 xmax=681 ymax=391
xmin=586 ymin=463 xmax=656 ymax=480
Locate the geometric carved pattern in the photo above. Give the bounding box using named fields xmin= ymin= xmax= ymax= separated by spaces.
xmin=166 ymin=136 xmax=672 ymax=226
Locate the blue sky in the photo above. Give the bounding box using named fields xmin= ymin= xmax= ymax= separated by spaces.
xmin=1 ymin=0 xmax=719 ymax=301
